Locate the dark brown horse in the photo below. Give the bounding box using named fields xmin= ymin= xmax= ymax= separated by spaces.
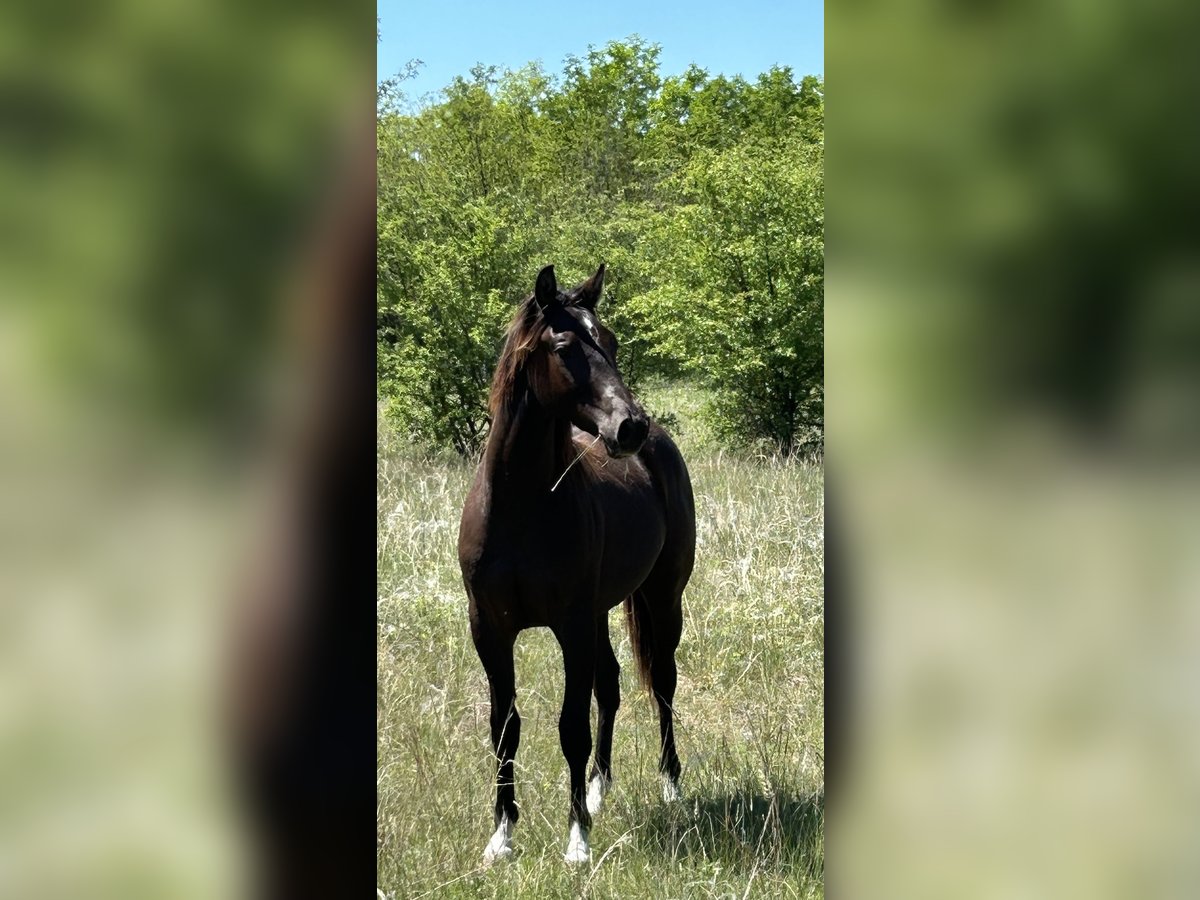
xmin=458 ymin=263 xmax=696 ymax=865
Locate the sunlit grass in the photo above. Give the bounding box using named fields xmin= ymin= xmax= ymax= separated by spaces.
xmin=377 ymin=382 xmax=823 ymax=898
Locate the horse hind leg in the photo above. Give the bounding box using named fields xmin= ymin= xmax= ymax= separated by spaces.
xmin=628 ymin=583 xmax=685 ymax=802
xmin=471 ymin=623 xmax=520 ymax=864
xmin=587 ymin=615 xmax=620 ymax=817
xmin=650 ymin=602 xmax=683 ymax=802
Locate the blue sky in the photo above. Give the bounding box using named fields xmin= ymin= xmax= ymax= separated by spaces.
xmin=378 ymin=0 xmax=823 ymax=104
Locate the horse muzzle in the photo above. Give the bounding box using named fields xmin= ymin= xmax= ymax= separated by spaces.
xmin=608 ymin=414 xmax=649 ymax=458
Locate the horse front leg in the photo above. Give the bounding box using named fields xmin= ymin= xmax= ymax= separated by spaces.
xmin=471 ymin=619 xmax=520 ymax=864
xmin=555 ymin=619 xmax=596 ymax=864
xmin=587 ymin=614 xmax=619 ymax=817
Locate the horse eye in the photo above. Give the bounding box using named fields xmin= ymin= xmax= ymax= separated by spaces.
xmin=553 ymin=341 xmax=572 ymax=356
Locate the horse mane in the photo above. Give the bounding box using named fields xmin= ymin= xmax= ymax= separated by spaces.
xmin=488 ymin=293 xmax=545 ymax=419
xmin=486 ymin=292 xmax=597 ymax=477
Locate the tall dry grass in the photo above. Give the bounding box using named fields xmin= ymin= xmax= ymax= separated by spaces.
xmin=378 ymin=382 xmax=823 ymax=898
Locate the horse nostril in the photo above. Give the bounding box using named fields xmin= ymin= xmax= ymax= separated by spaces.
xmin=617 ymin=417 xmax=648 ymax=451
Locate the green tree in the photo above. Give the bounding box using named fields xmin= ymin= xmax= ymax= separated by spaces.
xmin=629 ymin=134 xmax=824 ymax=453
xmin=541 ymin=38 xmax=662 ymax=198
xmin=377 ymin=39 xmax=823 ymax=456
xmin=377 ymin=81 xmax=542 ymax=453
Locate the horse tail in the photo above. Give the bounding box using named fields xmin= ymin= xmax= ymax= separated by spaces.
xmin=623 ymin=589 xmax=655 ymax=694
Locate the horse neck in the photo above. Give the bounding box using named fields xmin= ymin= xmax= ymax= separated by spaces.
xmin=483 ymin=385 xmax=573 ymax=497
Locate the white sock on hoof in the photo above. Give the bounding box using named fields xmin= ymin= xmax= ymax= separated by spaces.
xmin=662 ymin=774 xmax=682 ymax=803
xmin=483 ymin=814 xmax=514 ymax=864
xmin=586 ymin=773 xmax=610 ymax=817
xmin=563 ymin=820 xmax=591 ymax=865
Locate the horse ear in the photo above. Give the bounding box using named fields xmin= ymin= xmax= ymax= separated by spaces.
xmin=535 ymin=265 xmax=559 ymax=314
xmin=575 ymin=263 xmax=606 ymax=310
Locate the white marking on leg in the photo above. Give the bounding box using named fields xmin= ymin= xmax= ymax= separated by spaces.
xmin=563 ymin=820 xmax=591 ymax=865
xmin=482 ymin=813 xmax=514 ymax=864
xmin=662 ymin=774 xmax=681 ymax=803
xmin=586 ymin=773 xmax=610 ymax=817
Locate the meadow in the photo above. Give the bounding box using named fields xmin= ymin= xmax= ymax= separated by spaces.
xmin=377 ymin=382 xmax=824 ymax=899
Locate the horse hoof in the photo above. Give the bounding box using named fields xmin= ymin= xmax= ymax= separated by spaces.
xmin=483 ymin=844 xmax=514 ymax=865
xmin=482 ymin=815 xmax=515 ymax=864
xmin=563 ymin=822 xmax=591 ymax=865
xmin=586 ymin=774 xmax=610 ymax=816
xmin=662 ymin=775 xmax=682 ymax=803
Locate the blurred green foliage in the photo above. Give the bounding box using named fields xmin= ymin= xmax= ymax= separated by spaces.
xmin=0 ymin=3 xmax=371 ymax=898
xmin=377 ymin=38 xmax=823 ymax=455
xmin=831 ymin=0 xmax=1200 ymax=451
xmin=828 ymin=4 xmax=1200 ymax=900
xmin=1 ymin=0 xmax=368 ymax=437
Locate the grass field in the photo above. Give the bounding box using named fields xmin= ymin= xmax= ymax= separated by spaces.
xmin=378 ymin=382 xmax=824 ymax=898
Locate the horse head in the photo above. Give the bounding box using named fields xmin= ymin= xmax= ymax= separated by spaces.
xmin=525 ymin=263 xmax=649 ymax=458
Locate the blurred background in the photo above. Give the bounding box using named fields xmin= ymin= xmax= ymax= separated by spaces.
xmin=6 ymin=0 xmax=1200 ymax=896
xmin=0 ymin=2 xmax=374 ymax=897
xmin=829 ymin=1 xmax=1200 ymax=898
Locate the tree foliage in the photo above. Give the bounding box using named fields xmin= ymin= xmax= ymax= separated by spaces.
xmin=378 ymin=38 xmax=823 ymax=455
